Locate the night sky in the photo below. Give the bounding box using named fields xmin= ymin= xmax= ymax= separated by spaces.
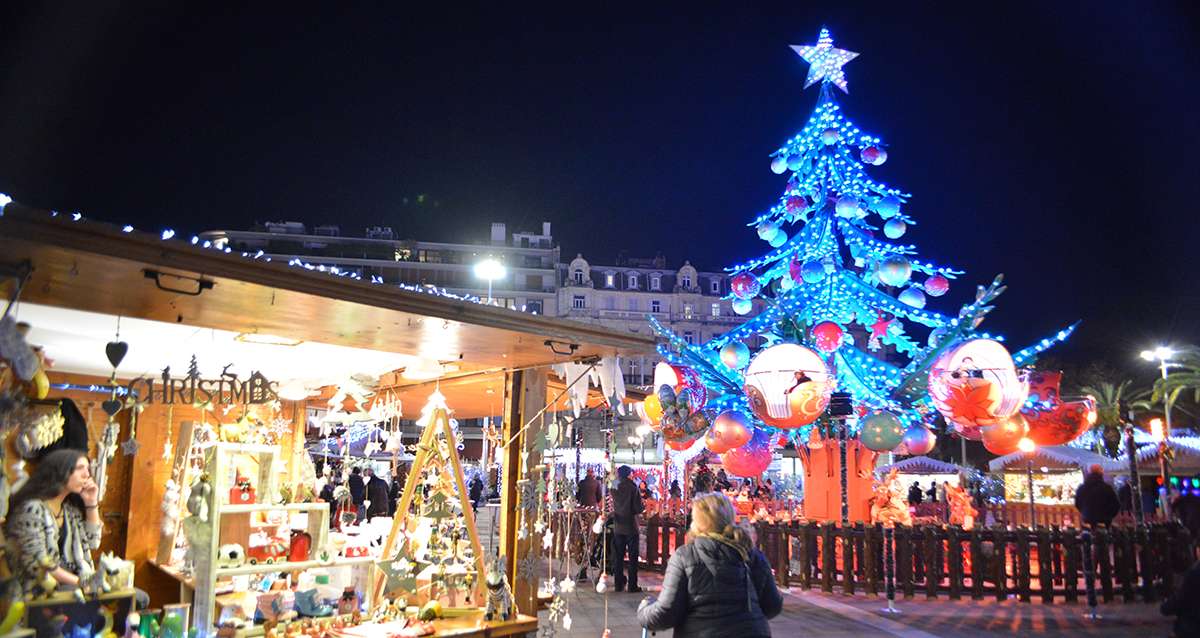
xmin=1 ymin=3 xmax=1198 ymax=373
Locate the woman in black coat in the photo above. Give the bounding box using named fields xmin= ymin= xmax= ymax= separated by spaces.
xmin=636 ymin=492 xmax=782 ymax=637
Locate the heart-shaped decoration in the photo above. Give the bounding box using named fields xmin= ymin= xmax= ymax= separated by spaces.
xmin=105 ymin=341 xmax=129 ymax=368
xmin=102 ymin=399 xmax=122 ymax=417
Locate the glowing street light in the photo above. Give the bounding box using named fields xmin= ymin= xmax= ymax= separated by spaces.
xmin=1018 ymin=437 xmax=1037 ymax=525
xmin=473 ymin=258 xmax=506 ymax=305
xmin=1141 ymin=346 xmax=1176 ymax=517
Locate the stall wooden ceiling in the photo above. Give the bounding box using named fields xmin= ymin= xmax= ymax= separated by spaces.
xmin=0 ymin=205 xmax=656 ymax=393
xmin=380 ymin=371 xmax=646 ymax=419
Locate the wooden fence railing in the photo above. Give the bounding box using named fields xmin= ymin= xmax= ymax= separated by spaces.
xmin=754 ymin=521 xmax=1195 ymax=604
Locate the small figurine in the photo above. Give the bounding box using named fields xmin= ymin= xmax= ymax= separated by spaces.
xmin=483 ymin=554 xmax=513 ymax=622
xmin=868 ymin=468 xmax=913 ymax=528
xmin=946 ymin=481 xmax=978 ymax=530
xmin=32 ymin=554 xmax=59 ymax=599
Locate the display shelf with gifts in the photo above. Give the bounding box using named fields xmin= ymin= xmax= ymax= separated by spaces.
xmin=179 ymin=442 xmax=376 ymax=635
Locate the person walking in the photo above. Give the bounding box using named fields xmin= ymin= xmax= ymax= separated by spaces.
xmin=364 ymin=468 xmax=390 ymax=518
xmin=1073 ymin=464 xmax=1120 ymax=526
xmin=347 ymin=467 xmax=366 ymax=521
xmin=636 ymin=491 xmax=783 ymax=637
xmin=907 ymin=482 xmax=923 ymax=506
xmin=611 ymin=465 xmax=644 ymax=593
xmin=468 ymin=474 xmax=484 ymax=514
xmin=576 ymin=468 xmax=602 ymax=508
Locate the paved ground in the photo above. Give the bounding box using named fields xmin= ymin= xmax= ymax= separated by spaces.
xmin=536 ymin=571 xmax=1174 ymax=637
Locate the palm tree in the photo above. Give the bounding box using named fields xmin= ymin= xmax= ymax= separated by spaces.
xmin=1080 ymin=380 xmax=1148 ymax=456
xmin=1148 ymin=345 xmax=1200 ymax=425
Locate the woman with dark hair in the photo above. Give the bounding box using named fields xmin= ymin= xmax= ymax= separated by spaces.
xmin=5 ymin=448 xmax=101 ymax=594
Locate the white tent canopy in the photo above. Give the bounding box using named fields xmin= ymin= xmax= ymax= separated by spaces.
xmin=876 ymin=456 xmax=966 ymax=476
xmin=988 ymin=445 xmax=1114 ymax=473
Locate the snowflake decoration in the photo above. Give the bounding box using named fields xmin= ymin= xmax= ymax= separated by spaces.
xmin=516 ymin=554 xmax=538 ymax=584
xmin=558 ymin=577 xmax=575 ymax=594
xmin=120 ymin=437 xmax=141 ymax=456
xmin=542 ymin=531 xmax=554 ymax=551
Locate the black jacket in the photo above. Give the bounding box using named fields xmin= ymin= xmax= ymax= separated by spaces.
xmin=469 ymin=477 xmax=483 ymax=504
xmin=611 ymin=478 xmax=644 ymax=536
xmin=1162 ymin=560 xmax=1200 ymax=638
xmin=366 ymin=477 xmax=390 ymax=516
xmin=348 ymin=474 xmax=365 ymax=504
xmin=1074 ymin=474 xmax=1120 ymax=525
xmin=637 ymin=536 xmax=783 ymax=638
xmin=576 ymin=477 xmax=602 ymax=507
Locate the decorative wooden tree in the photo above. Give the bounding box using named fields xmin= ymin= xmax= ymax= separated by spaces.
xmin=374 ymin=393 xmax=486 ymax=609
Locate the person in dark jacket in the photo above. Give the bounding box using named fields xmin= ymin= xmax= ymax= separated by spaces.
xmin=1116 ymin=476 xmax=1133 ymax=514
xmin=364 ymin=468 xmax=390 ymax=518
xmin=669 ymin=480 xmax=682 ymax=500
xmin=1171 ymin=491 xmax=1200 ymax=540
xmin=637 ymin=491 xmax=783 ymax=637
xmin=611 ymin=465 xmax=644 ymax=592
xmin=907 ymin=482 xmax=923 ymax=506
xmin=1074 ymin=464 xmax=1120 ymax=526
xmin=576 ymin=468 xmax=602 ymax=507
xmin=1162 ymin=559 xmax=1200 ymax=638
xmin=468 ymin=475 xmax=484 ymax=513
xmin=348 ymin=467 xmax=365 ymax=506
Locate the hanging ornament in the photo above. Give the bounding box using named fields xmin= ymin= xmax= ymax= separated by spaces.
xmin=729 ymin=272 xmax=761 ymax=300
xmin=898 ymin=287 xmax=926 ymax=308
xmin=928 ymin=339 xmax=1028 ymax=431
xmin=860 ymin=145 xmax=884 ymax=165
xmin=901 ymin=425 xmax=937 ymax=455
xmin=743 ymin=344 xmax=832 ymax=429
xmin=981 ymin=413 xmax=1028 ymax=455
xmin=868 ymin=314 xmax=893 ymax=351
xmin=1019 ymin=371 xmax=1096 ymax=446
xmin=859 ymin=411 xmax=906 ymax=452
xmin=778 ymin=274 xmax=795 ymax=291
xmin=720 ymin=428 xmax=773 ymax=477
xmin=105 ymin=341 xmax=129 ymax=369
xmin=927 ymin=327 xmax=948 ymax=348
xmin=799 ymin=260 xmax=825 ymax=284
xmin=883 ymin=219 xmax=907 ymax=239
xmin=820 ymin=128 xmax=841 ymax=145
xmin=877 ymin=256 xmax=912 ymax=287
xmin=709 ymin=411 xmax=752 ymax=453
xmin=642 ymin=395 xmax=663 ymax=426
xmin=731 ymin=298 xmax=753 ymax=315
xmin=835 ymin=196 xmax=860 ymax=218
xmin=770 ymin=156 xmax=789 ymax=174
xmin=874 ymin=195 xmax=901 ymax=218
xmin=756 ymin=222 xmax=780 ymax=242
xmin=810 ymin=321 xmax=845 ymax=353
xmin=719 ymin=342 xmax=750 ymax=370
xmin=767 ymin=231 xmax=788 ymax=248
xmin=785 ymin=195 xmax=809 ymax=214
xmin=924 ymin=274 xmax=949 ymax=297
xmin=787 ymin=155 xmax=802 ymax=171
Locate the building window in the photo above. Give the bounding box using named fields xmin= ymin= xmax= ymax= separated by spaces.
xmin=683 ymin=331 xmax=695 ymax=344
xmin=684 ymin=303 xmax=694 ymax=319
xmin=651 ymin=300 xmax=661 ymax=313
xmin=682 ymin=274 xmax=692 ymax=288
xmin=573 ymin=269 xmax=584 ymax=284
xmin=650 ymin=275 xmax=661 ymax=291
xmin=711 ymin=303 xmax=721 ymax=317
xmin=605 ymin=296 xmax=615 ymax=310
xmin=710 ymin=279 xmax=720 ymax=294
xmin=605 ymin=272 xmax=615 ymax=288
xmin=628 ymin=298 xmax=638 ymax=311
xmin=628 ymin=274 xmax=638 ymax=288
xmin=573 ymin=295 xmax=586 ymax=309
xmin=526 ymin=300 xmax=542 ymax=314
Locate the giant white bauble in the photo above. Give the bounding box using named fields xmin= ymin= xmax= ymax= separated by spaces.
xmin=878 ymin=256 xmax=913 ymax=287
xmin=883 ymin=219 xmax=907 ymax=239
xmin=770 ymin=156 xmax=788 ymax=174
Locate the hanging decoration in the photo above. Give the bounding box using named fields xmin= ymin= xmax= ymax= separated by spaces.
xmin=719 ymin=428 xmax=773 ymax=477
xmin=810 ymin=321 xmax=845 ymax=353
xmin=743 ymin=344 xmax=832 ymax=429
xmin=860 ymin=411 xmax=905 ymax=452
xmin=980 ymin=412 xmax=1028 ymax=455
xmin=1019 ymin=370 xmax=1096 ymax=446
xmin=928 ymin=339 xmax=1028 ymax=435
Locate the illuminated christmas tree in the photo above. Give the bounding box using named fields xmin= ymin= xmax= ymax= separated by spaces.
xmin=649 ymin=28 xmax=1076 ymax=459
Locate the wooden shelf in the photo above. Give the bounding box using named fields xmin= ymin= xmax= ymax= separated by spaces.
xmin=215 ymin=556 xmax=374 ymax=576
xmin=222 ymin=502 xmax=331 ymax=514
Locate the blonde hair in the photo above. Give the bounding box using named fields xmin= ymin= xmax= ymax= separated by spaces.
xmin=689 ymin=492 xmax=753 ymax=554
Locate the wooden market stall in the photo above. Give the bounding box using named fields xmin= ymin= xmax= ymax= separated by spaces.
xmin=874 ymin=456 xmax=968 ymax=520
xmin=987 ymin=445 xmax=1113 ymax=527
xmin=0 ymin=203 xmax=655 ymax=637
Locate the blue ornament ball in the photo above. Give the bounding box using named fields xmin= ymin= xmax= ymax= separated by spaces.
xmin=770 ymin=156 xmax=788 ymax=175
xmin=768 ymin=231 xmax=788 ymax=248
xmin=731 ymin=298 xmax=753 ymax=315
xmin=835 ymin=196 xmax=860 ymax=218
xmin=898 ymin=286 xmax=926 ymax=308
xmin=884 ymin=219 xmax=907 ymax=239
xmin=719 ymin=342 xmax=751 ymax=370
xmin=877 ymin=256 xmax=912 ymax=287
xmin=787 ymin=155 xmax=803 ymax=171
xmin=821 ymin=128 xmax=841 ymax=145
xmin=756 ymin=222 xmax=780 ymax=241
xmin=801 ymin=260 xmax=825 ymax=284
xmin=928 ymin=327 xmax=948 ymax=347
xmin=875 ymin=195 xmax=901 ymax=219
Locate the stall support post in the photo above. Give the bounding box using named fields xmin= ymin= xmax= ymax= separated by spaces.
xmin=497 ymin=368 xmax=548 ymax=616
xmin=1026 ymin=459 xmax=1036 ymax=528
xmin=1125 ymin=425 xmax=1144 ymax=527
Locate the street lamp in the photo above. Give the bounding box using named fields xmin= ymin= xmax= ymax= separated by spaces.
xmin=1018 ymin=436 xmax=1037 ymax=526
xmin=1141 ymin=346 xmax=1175 ymax=517
xmin=473 ymin=258 xmax=506 ymax=305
